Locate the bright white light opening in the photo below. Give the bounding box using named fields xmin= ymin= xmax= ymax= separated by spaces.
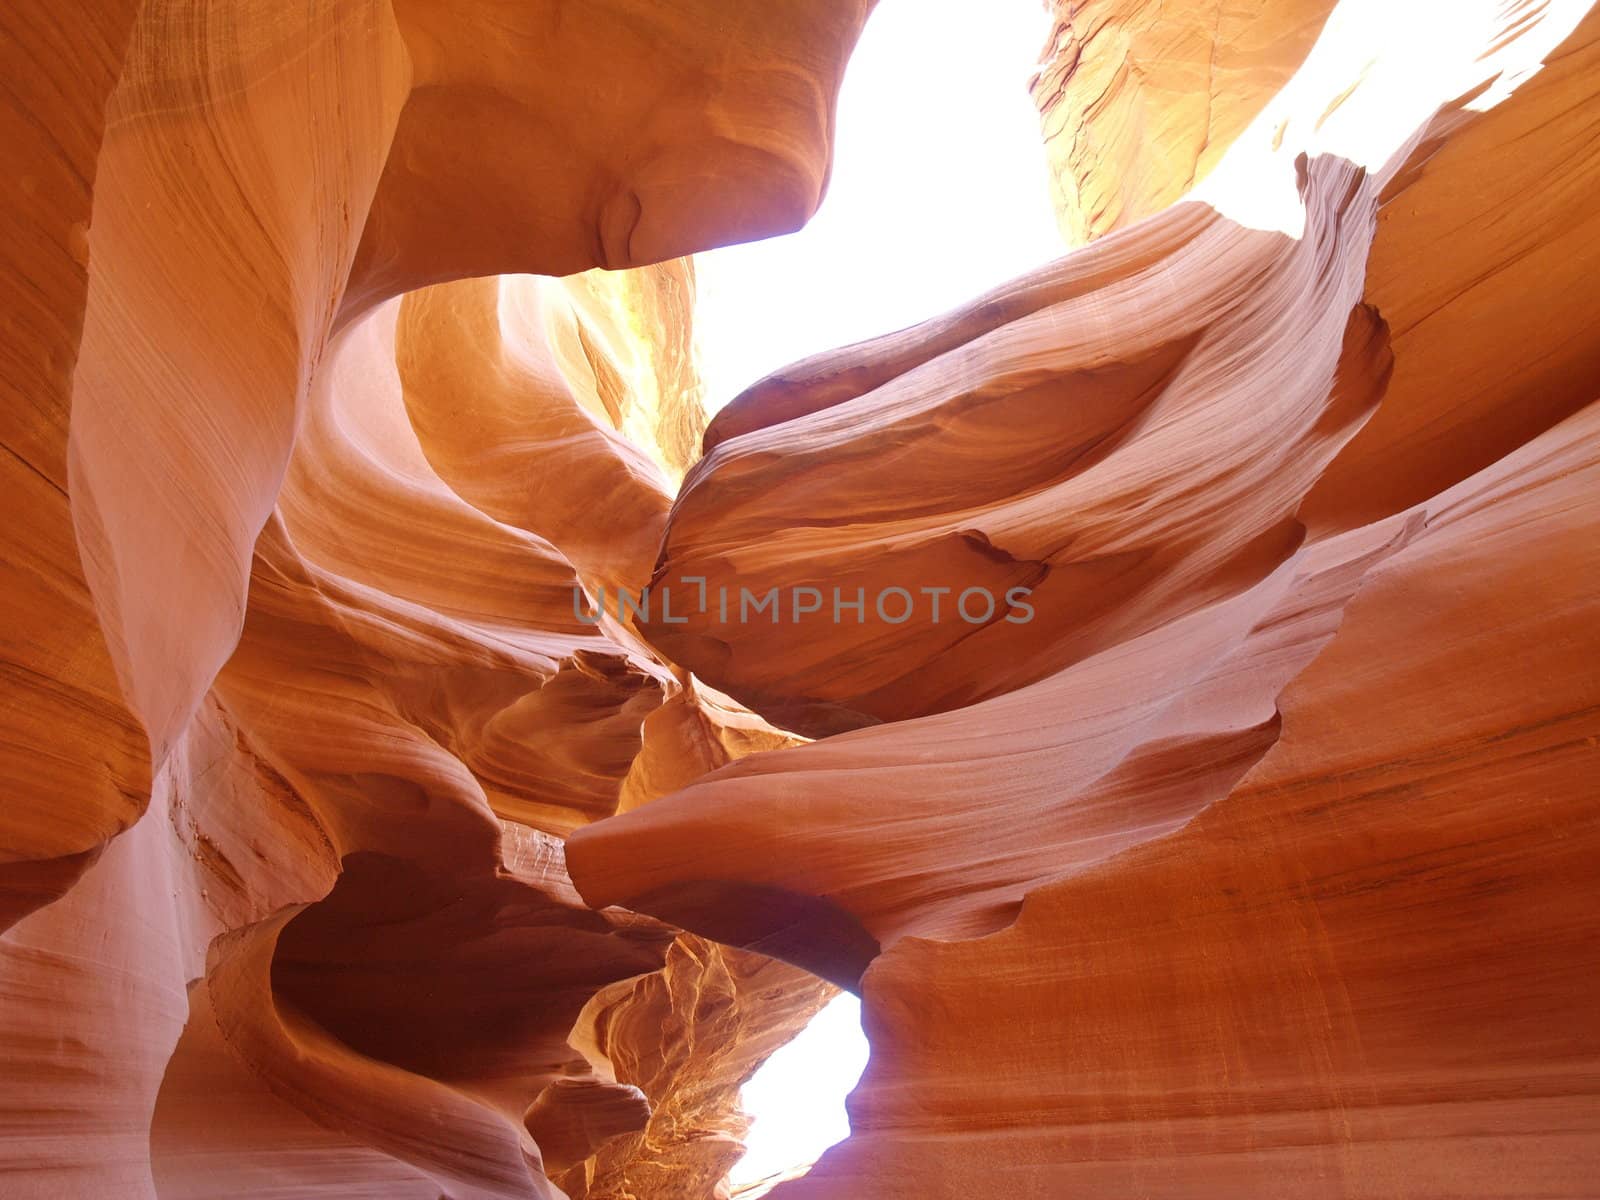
xmin=700 ymin=0 xmax=1060 ymax=1187
xmin=728 ymin=993 xmax=870 ymax=1192
xmin=694 ymin=0 xmax=1064 ymax=415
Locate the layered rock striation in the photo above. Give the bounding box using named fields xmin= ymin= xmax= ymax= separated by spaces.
xmin=572 ymin=0 xmax=1600 ymax=1194
xmin=3 ymin=2 xmax=867 ymax=1196
xmin=2 ymin=0 xmax=1598 ymax=1197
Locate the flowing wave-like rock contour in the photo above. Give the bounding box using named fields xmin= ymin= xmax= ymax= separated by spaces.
xmin=2 ymin=0 xmax=1597 ymax=1197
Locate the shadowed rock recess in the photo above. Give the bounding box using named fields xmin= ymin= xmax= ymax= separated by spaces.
xmin=1 ymin=0 xmax=1597 ymax=1196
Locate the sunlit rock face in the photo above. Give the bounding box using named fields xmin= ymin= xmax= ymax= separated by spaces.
xmin=571 ymin=0 xmax=1600 ymax=1195
xmin=1029 ymin=0 xmax=1339 ymax=245
xmin=1 ymin=0 xmax=866 ymax=1196
xmin=3 ymin=0 xmax=1598 ymax=1199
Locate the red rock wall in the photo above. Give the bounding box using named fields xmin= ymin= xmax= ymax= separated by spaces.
xmin=0 ymin=2 xmax=869 ymax=1196
xmin=1031 ymin=0 xmax=1338 ymax=244
xmin=573 ymin=1 xmax=1600 ymax=1195
xmin=2 ymin=0 xmax=1597 ymax=1197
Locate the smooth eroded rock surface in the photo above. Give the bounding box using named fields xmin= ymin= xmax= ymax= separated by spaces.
xmin=2 ymin=0 xmax=1597 ymax=1196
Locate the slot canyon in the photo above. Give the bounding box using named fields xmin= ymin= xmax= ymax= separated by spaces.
xmin=2 ymin=0 xmax=1598 ymax=1196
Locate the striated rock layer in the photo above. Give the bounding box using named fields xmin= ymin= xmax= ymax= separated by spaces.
xmin=2 ymin=1 xmax=868 ymax=1196
xmin=3 ymin=0 xmax=1599 ymax=1198
xmin=1030 ymin=0 xmax=1338 ymax=244
xmin=571 ymin=0 xmax=1600 ymax=1195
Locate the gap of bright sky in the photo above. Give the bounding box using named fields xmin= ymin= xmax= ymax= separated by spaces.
xmin=695 ymin=0 xmax=1065 ymax=416
xmin=708 ymin=0 xmax=1064 ymax=1189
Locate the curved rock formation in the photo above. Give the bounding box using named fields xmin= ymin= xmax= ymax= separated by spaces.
xmin=3 ymin=0 xmax=1598 ymax=1196
xmin=2 ymin=0 xmax=868 ymax=1195
xmin=571 ymin=0 xmax=1600 ymax=1194
xmin=775 ymin=397 xmax=1600 ymax=1198
xmin=629 ymin=166 xmax=1385 ymax=739
xmin=1030 ymin=0 xmax=1338 ymax=244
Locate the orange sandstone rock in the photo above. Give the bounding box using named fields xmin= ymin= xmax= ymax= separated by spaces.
xmin=1 ymin=1 xmax=872 ymax=1195
xmin=3 ymin=0 xmax=1599 ymax=1197
xmin=1031 ymin=0 xmax=1337 ymax=244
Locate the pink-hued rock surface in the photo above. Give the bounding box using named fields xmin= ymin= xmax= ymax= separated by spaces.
xmin=2 ymin=0 xmax=1598 ymax=1197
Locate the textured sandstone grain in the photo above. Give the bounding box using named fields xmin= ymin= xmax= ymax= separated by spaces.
xmin=2 ymin=0 xmax=1597 ymax=1196
xmin=1 ymin=1 xmax=871 ymax=1196
xmin=1031 ymin=0 xmax=1338 ymax=244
